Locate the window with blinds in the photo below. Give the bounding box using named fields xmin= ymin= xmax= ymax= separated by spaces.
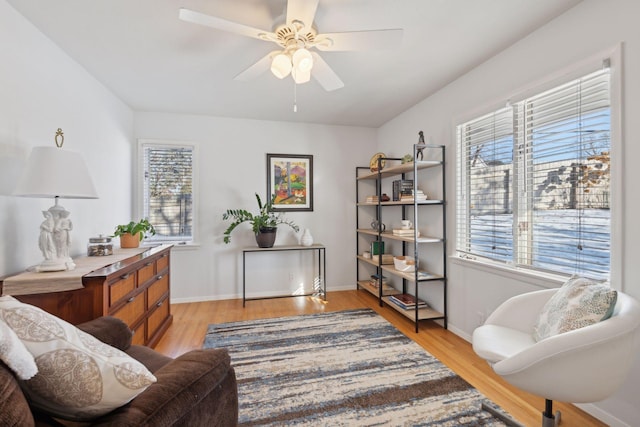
xmin=456 ymin=67 xmax=611 ymax=280
xmin=140 ymin=142 xmax=195 ymax=243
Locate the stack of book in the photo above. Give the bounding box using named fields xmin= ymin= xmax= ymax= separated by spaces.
xmin=417 ymin=271 xmax=437 ymax=280
xmin=370 ymin=254 xmax=394 ymax=264
xmin=388 ymin=293 xmax=429 ymax=310
xmin=369 ymin=273 xmax=389 ymax=288
xmin=392 ymin=180 xmax=414 ymax=201
xmin=392 ymin=229 xmax=420 ymax=237
xmin=400 ymin=189 xmax=427 ymax=202
xmin=365 ymin=195 xmax=379 ymax=203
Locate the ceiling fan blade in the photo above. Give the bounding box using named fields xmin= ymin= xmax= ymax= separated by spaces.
xmin=286 ymin=0 xmax=319 ymax=29
xmin=234 ymin=52 xmax=275 ymax=81
xmin=179 ymin=8 xmax=272 ymax=41
xmin=310 ymin=52 xmax=344 ymax=92
xmin=315 ymin=29 xmax=403 ymax=51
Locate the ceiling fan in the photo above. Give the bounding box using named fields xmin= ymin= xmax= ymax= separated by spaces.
xmin=178 ymin=0 xmax=403 ymax=91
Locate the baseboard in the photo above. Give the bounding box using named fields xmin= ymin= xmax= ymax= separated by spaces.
xmin=171 ymin=294 xmax=233 ymax=304
xmin=171 ymin=284 xmax=356 ymax=305
xmin=574 ymin=403 xmax=631 ymax=427
xmin=448 ymin=324 xmax=472 ymax=342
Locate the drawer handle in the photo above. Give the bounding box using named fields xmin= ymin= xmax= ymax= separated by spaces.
xmin=161 ymin=253 xmax=168 ymax=258
xmin=145 ymin=262 xmax=153 ymax=266
xmin=156 ymin=301 xmax=163 ymax=307
xmin=127 ymin=296 xmax=135 ymax=303
xmin=157 ymin=275 xmax=163 ymax=280
xmin=120 ymin=273 xmax=131 ymax=280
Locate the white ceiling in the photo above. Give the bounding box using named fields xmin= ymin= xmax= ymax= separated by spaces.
xmin=8 ymin=0 xmax=581 ymax=127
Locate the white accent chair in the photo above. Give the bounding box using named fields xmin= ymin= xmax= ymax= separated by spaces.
xmin=472 ymin=288 xmax=640 ymax=427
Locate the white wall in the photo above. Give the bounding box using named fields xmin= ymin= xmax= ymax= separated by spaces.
xmin=377 ymin=0 xmax=640 ymax=425
xmin=0 ymin=1 xmax=134 ymax=276
xmin=134 ymin=112 xmax=375 ymax=301
xmin=5 ymin=0 xmax=637 ymax=423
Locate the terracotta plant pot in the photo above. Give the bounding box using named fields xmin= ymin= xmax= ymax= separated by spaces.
xmin=255 ymin=227 xmax=277 ymax=248
xmin=120 ymin=232 xmax=141 ymax=248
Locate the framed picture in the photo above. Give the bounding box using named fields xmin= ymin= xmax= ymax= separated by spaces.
xmin=266 ymin=153 xmax=313 ymax=211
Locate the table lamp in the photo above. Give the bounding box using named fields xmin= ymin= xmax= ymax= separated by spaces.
xmin=13 ymin=129 xmax=98 ymax=272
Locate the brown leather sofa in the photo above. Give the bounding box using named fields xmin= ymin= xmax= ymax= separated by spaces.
xmin=0 ymin=316 xmax=238 ymax=426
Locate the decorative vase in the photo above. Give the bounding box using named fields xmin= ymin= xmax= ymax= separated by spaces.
xmin=300 ymin=228 xmax=313 ymax=247
xmin=256 ymin=227 xmax=277 ymax=248
xmin=120 ymin=232 xmax=140 ymax=248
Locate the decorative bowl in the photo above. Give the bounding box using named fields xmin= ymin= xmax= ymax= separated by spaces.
xmin=393 ymin=256 xmax=416 ymax=271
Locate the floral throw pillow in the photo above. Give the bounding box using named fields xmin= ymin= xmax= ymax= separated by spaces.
xmin=0 ymin=296 xmax=156 ymax=421
xmin=533 ymin=276 xmax=617 ymax=342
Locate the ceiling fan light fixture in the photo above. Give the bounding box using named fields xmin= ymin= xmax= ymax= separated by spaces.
xmin=292 ymin=48 xmax=313 ymax=73
xmin=292 ymin=67 xmax=311 ymax=84
xmin=270 ymin=53 xmax=292 ymax=79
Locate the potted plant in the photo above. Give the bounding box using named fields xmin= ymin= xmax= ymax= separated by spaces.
xmin=112 ymin=219 xmax=156 ymax=248
xmin=223 ymin=193 xmax=299 ymax=248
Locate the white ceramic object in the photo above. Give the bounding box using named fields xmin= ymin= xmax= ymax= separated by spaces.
xmin=300 ymin=228 xmax=314 ymax=246
xmin=393 ymin=256 xmax=416 ymax=271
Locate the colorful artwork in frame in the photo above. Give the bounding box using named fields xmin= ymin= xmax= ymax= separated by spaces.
xmin=266 ymin=153 xmax=313 ymax=211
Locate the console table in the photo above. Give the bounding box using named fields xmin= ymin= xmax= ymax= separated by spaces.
xmin=242 ymin=244 xmax=326 ymax=306
xmin=0 ymin=244 xmax=173 ymax=347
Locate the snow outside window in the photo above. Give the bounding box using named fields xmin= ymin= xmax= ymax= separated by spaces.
xmin=456 ymin=67 xmax=611 ymax=280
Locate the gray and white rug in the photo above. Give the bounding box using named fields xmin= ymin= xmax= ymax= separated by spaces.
xmin=203 ymin=308 xmax=511 ymax=426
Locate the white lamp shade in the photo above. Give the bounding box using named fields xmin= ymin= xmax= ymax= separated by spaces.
xmin=14 ymin=146 xmax=98 ymax=199
xmin=292 ymin=67 xmax=311 ymax=84
xmin=292 ymin=48 xmax=313 ymax=73
xmin=271 ymin=53 xmax=292 ymax=79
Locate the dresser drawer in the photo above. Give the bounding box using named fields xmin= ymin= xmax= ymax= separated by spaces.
xmin=147 ymin=297 xmax=170 ymax=339
xmin=131 ymin=321 xmax=146 ymax=346
xmin=109 ymin=272 xmax=136 ymax=306
xmin=137 ymin=261 xmax=155 ymax=286
xmin=110 ymin=292 xmax=145 ymax=327
xmin=147 ymin=274 xmax=169 ymax=309
xmin=157 ymin=252 xmax=169 ymax=272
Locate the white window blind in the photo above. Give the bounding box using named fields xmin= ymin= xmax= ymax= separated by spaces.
xmin=457 ymin=67 xmax=611 ymax=280
xmin=140 ymin=142 xmax=194 ymax=243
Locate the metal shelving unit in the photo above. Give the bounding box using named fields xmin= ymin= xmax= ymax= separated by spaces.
xmin=355 ymin=144 xmax=447 ymax=332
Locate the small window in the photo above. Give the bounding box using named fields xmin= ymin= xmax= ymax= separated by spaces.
xmin=138 ymin=140 xmax=196 ymax=243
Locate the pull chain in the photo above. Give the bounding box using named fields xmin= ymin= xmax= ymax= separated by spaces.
xmin=293 ymin=81 xmax=298 ymax=113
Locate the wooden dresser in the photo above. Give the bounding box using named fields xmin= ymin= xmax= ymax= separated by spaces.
xmin=0 ymin=244 xmax=173 ymax=347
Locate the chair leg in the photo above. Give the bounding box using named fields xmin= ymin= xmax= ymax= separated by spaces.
xmin=542 ymin=399 xmax=561 ymax=427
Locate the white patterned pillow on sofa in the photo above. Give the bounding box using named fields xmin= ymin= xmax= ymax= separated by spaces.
xmin=533 ymin=275 xmax=617 ymax=342
xmin=0 ymin=296 xmax=156 ymax=421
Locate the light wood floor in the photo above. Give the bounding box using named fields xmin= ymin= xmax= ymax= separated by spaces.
xmin=154 ymin=290 xmax=605 ymax=427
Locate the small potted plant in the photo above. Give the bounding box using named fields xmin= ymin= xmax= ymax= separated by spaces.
xmin=223 ymin=193 xmax=299 ymax=248
xmin=112 ymin=219 xmax=156 ymax=248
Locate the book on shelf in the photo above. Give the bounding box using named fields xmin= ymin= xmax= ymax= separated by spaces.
xmin=392 ymin=180 xmax=414 ymax=201
xmin=367 ymin=281 xmax=395 ymax=293
xmin=417 ymin=271 xmax=438 ymax=280
xmin=369 ymin=273 xmax=389 ymax=288
xmin=388 ymin=293 xmax=429 ymax=310
xmin=392 ymin=229 xmax=420 ymax=237
xmin=400 ymin=191 xmax=427 ymax=202
xmin=365 ymin=195 xmax=379 ymax=203
xmin=370 ymin=253 xmax=394 ymax=264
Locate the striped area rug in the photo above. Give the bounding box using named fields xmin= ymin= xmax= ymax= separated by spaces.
xmin=203 ymin=309 xmax=510 ymax=426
